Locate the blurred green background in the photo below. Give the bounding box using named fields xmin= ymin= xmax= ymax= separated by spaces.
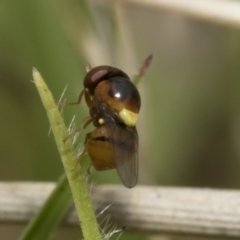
xmin=1 ymin=0 xmax=240 ymax=239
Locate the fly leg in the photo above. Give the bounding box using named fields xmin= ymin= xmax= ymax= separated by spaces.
xmin=63 ymin=117 xmax=93 ymax=142
xmin=57 ymin=89 xmax=84 ymax=107
xmin=132 ymin=54 xmax=153 ymax=85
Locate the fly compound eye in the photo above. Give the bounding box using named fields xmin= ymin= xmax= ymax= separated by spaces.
xmin=84 ymin=66 xmax=109 ymax=95
xmin=84 ymin=66 xmax=130 ymax=95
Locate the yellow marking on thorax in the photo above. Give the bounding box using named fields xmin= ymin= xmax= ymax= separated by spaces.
xmin=119 ymin=108 xmax=138 ymax=127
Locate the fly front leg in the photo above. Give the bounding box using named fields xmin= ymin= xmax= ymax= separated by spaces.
xmin=56 ymin=89 xmax=85 ymax=107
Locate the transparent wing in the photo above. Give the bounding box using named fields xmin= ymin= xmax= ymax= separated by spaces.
xmin=98 ymin=101 xmax=139 ymax=188
xmin=111 ymin=124 xmax=139 ymax=188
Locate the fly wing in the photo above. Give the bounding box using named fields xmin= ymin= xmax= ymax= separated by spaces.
xmin=98 ymin=101 xmax=139 ymax=188
xmin=111 ymin=124 xmax=139 ymax=188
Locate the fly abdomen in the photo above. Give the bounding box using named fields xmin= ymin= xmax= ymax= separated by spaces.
xmin=86 ymin=126 xmax=115 ymax=171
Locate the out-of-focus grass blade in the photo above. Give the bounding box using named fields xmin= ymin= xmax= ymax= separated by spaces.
xmin=19 ymin=173 xmax=74 ymax=240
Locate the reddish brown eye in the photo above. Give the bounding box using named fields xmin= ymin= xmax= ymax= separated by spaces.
xmin=84 ymin=66 xmax=130 ymax=95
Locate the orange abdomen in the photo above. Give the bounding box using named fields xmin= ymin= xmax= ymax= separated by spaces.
xmin=86 ymin=126 xmax=116 ymax=171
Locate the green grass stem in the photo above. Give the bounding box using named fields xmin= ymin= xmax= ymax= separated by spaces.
xmin=29 ymin=68 xmax=102 ymax=240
